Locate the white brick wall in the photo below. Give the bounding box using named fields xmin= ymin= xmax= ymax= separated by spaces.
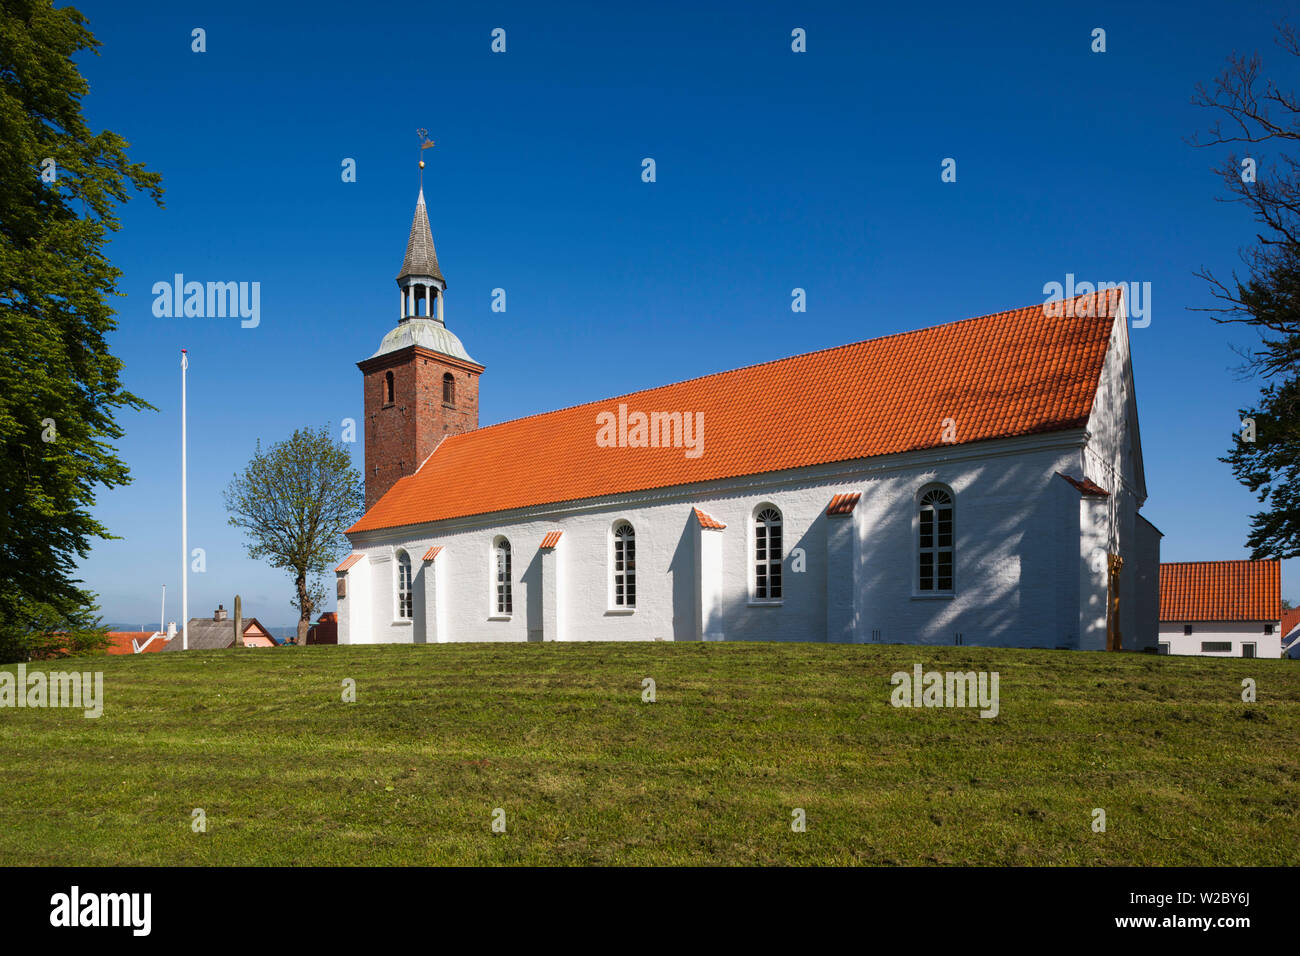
xmin=341 ymin=430 xmax=1156 ymax=648
xmin=1158 ymin=621 xmax=1282 ymax=658
xmin=1081 ymin=306 xmax=1152 ymax=650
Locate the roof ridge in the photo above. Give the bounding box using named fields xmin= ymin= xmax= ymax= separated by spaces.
xmin=1160 ymin=559 xmax=1280 ymax=566
xmin=440 ymin=291 xmax=1120 ymax=445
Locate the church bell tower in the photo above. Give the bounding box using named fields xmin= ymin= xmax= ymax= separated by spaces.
xmin=358 ymin=173 xmax=484 ymax=511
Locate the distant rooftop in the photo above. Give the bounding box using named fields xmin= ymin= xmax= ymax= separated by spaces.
xmin=1159 ymin=560 xmax=1281 ymax=623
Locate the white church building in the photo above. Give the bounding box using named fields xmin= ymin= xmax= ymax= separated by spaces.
xmin=336 ymin=189 xmax=1160 ymax=649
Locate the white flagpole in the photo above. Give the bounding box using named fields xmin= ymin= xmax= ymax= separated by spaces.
xmin=181 ymin=349 xmax=189 ymax=651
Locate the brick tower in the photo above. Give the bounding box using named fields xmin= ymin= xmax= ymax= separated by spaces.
xmin=358 ymin=187 xmax=484 ymax=510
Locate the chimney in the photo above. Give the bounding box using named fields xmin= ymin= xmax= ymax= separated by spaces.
xmin=214 ymin=604 xmax=227 ymax=622
xmin=167 ymin=621 xmax=177 ymax=638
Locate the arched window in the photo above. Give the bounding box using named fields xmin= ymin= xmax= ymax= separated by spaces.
xmin=612 ymin=521 xmax=636 ymax=608
xmin=443 ymin=372 xmax=455 ymax=406
xmin=384 ymin=370 xmax=395 ymax=405
xmin=494 ymin=538 xmax=512 ymax=615
xmin=918 ymin=488 xmax=954 ymax=592
xmin=754 ymin=506 xmax=783 ymax=600
xmin=395 ymin=551 xmax=413 ymax=619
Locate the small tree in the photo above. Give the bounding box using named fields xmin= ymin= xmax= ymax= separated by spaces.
xmin=224 ymin=427 xmax=363 ymax=641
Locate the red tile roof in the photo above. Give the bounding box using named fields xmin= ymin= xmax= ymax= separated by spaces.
xmin=1056 ymin=472 xmax=1110 ymax=497
xmin=336 ymin=553 xmax=365 ymax=572
xmin=1159 ymin=561 xmax=1281 ymax=623
xmin=826 ymin=492 xmax=861 ymax=515
xmin=422 ymin=546 xmax=442 ymax=561
xmin=105 ymin=631 xmax=167 ymax=654
xmin=351 ymin=290 xmax=1122 ymax=533
xmin=1282 ymin=606 xmax=1300 ymax=638
xmin=692 ymin=507 xmax=726 ymax=530
xmin=539 ymin=531 xmax=563 ymax=549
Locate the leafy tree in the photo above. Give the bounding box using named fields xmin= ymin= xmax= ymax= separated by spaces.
xmin=12 ymin=599 xmax=109 ymax=661
xmin=1192 ymin=23 xmax=1300 ymax=559
xmin=224 ymin=426 xmax=364 ymax=641
xmin=1223 ymin=378 xmax=1300 ymax=559
xmin=0 ymin=0 xmax=163 ymax=662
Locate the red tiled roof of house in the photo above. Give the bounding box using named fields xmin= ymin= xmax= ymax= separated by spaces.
xmin=539 ymin=531 xmax=563 ymax=549
xmin=336 ymin=553 xmax=365 ymax=572
xmin=104 ymin=631 xmax=167 ymax=654
xmin=1281 ymin=606 xmax=1300 ymax=638
xmin=1056 ymin=472 xmax=1110 ymax=497
xmin=351 ymin=289 xmax=1123 ymax=533
xmin=692 ymin=507 xmax=726 ymax=530
xmin=422 ymin=546 xmax=442 ymax=561
xmin=1159 ymin=560 xmax=1282 ymax=622
xmin=827 ymin=492 xmax=862 ymax=515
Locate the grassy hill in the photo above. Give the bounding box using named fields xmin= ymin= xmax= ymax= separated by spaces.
xmin=0 ymin=642 xmax=1296 ymax=865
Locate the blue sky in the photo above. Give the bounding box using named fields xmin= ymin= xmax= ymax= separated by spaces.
xmin=69 ymin=0 xmax=1298 ymax=626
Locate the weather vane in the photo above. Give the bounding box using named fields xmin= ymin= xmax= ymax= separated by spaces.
xmin=417 ymin=128 xmax=435 ymax=187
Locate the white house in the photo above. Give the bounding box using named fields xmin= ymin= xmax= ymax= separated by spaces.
xmin=336 ymin=189 xmax=1159 ymax=649
xmin=1158 ymin=560 xmax=1283 ymax=658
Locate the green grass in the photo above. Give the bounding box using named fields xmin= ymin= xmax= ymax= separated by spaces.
xmin=0 ymin=642 xmax=1296 ymax=865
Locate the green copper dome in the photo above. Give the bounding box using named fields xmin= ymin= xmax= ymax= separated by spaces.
xmin=371 ymin=317 xmax=477 ymax=364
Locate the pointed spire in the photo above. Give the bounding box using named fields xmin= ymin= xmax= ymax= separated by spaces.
xmin=396 ymin=188 xmax=444 ymax=285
